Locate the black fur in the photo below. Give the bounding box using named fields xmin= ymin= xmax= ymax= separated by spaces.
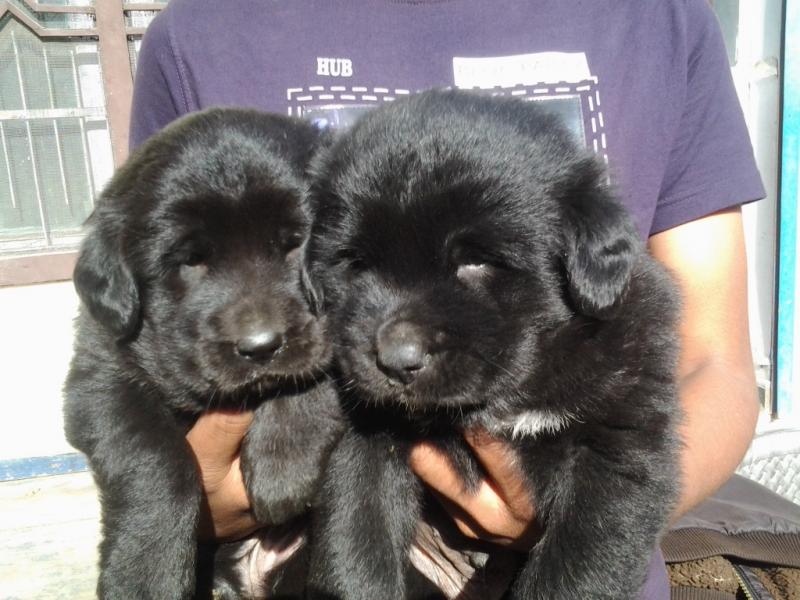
xmin=303 ymin=90 xmax=681 ymax=600
xmin=63 ymin=108 xmax=343 ymax=599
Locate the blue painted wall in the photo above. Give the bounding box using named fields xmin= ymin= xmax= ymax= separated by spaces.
xmin=0 ymin=453 xmax=87 ymax=482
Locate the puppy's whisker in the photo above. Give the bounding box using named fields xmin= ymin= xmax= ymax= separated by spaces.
xmin=469 ymin=348 xmax=517 ymax=380
xmin=206 ymin=385 xmax=219 ymax=412
xmin=462 ymin=349 xmax=536 ymax=410
xmin=336 ymin=377 xmax=357 ymax=393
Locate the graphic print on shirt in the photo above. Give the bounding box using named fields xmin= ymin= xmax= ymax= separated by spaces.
xmin=288 ymin=52 xmax=607 ymax=161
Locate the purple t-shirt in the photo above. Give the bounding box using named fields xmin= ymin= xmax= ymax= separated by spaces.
xmin=130 ymin=0 xmax=764 ymax=239
xmin=129 ymin=1 xmax=764 ymax=598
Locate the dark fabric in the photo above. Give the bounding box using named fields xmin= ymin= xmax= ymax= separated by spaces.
xmin=665 ymin=475 xmax=800 ymax=567
xmin=663 ymin=530 xmax=800 ymax=568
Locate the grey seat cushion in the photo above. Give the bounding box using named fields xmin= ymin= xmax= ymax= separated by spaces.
xmin=737 ymin=427 xmax=800 ymax=505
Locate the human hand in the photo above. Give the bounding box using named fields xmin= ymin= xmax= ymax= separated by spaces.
xmin=409 ymin=429 xmax=540 ymax=551
xmin=186 ymin=410 xmax=260 ymax=542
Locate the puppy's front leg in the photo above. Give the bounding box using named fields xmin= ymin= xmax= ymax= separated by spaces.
xmin=308 ymin=429 xmax=422 ymax=600
xmin=66 ymin=385 xmax=201 ymax=600
xmin=507 ymin=437 xmax=675 ymax=600
xmin=241 ymin=380 xmax=344 ymax=525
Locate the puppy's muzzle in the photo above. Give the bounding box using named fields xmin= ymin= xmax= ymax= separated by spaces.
xmin=376 ymin=320 xmax=433 ymax=384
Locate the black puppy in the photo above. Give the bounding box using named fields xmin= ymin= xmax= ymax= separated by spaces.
xmin=303 ymin=90 xmax=681 ymax=600
xmin=63 ymin=108 xmax=342 ymax=599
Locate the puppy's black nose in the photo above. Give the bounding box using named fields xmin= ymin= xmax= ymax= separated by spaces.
xmin=376 ymin=320 xmax=430 ymax=384
xmin=235 ymin=329 xmax=284 ymax=361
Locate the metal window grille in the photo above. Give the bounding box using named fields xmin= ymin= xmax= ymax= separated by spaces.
xmin=0 ymin=17 xmax=111 ymax=253
xmin=0 ymin=0 xmax=166 ymax=282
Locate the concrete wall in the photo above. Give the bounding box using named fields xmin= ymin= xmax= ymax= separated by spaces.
xmin=0 ymin=281 xmax=79 ymax=461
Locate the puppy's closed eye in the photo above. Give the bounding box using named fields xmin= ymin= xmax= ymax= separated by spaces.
xmin=182 ymin=250 xmax=209 ymax=267
xmin=284 ymin=231 xmax=305 ymax=252
xmin=450 ymin=243 xmax=500 ymax=287
xmin=166 ymin=235 xmax=213 ymax=267
xmin=455 ymin=262 xmax=493 ymax=286
xmin=333 ymin=248 xmax=370 ymax=274
xmin=276 ymin=228 xmax=305 ymax=255
xmin=178 ymin=253 xmax=210 ymax=285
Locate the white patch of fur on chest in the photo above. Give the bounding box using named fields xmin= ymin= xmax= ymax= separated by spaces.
xmin=485 ymin=409 xmax=576 ymax=440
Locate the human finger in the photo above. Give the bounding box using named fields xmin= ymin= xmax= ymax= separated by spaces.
xmin=186 ymin=411 xmax=258 ymax=541
xmin=464 ymin=428 xmax=534 ymax=515
xmin=187 ymin=411 xmax=254 ymax=488
xmin=409 ymin=441 xmax=529 ymax=546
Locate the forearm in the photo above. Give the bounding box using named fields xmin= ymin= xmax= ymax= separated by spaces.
xmin=647 ymin=208 xmax=759 ymax=521
xmin=671 ymin=357 xmax=759 ymax=520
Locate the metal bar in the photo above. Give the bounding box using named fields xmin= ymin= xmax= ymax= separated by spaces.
xmin=13 ymin=27 xmax=96 ymax=37
xmin=70 ymin=46 xmax=96 ymax=202
xmin=11 ymin=29 xmax=52 ymax=246
xmin=775 ymin=0 xmax=799 ymax=420
xmin=0 ymin=5 xmax=95 ymax=37
xmin=0 ymin=123 xmax=18 ymax=210
xmin=95 ymin=0 xmax=133 ymax=165
xmin=42 ymin=42 xmax=71 ymax=207
xmin=123 ymin=3 xmax=167 ymax=10
xmin=0 ymin=107 xmax=106 ymax=119
xmin=15 ymin=1 xmax=96 ymax=14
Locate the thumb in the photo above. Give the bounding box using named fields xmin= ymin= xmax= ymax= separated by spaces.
xmin=187 ymin=410 xmax=255 ymax=465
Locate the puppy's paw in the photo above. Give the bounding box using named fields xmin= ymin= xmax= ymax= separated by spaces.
xmin=240 ymin=453 xmax=318 ymax=525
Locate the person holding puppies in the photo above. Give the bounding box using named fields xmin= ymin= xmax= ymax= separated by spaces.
xmin=130 ymin=1 xmax=764 ymax=598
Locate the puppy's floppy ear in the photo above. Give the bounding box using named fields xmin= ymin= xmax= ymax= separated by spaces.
xmin=73 ymin=215 xmax=141 ymax=340
xmin=559 ymin=162 xmax=641 ymax=320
